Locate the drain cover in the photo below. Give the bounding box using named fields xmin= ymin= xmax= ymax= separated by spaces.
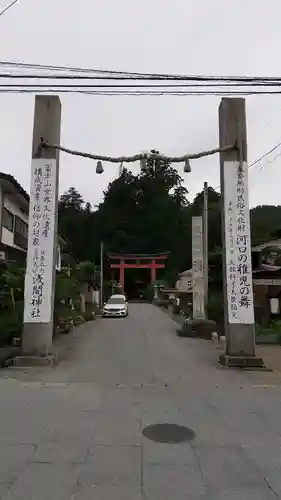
xmin=142 ymin=423 xmax=195 ymax=444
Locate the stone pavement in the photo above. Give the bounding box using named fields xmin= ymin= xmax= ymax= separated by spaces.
xmin=0 ymin=304 xmax=281 ymax=498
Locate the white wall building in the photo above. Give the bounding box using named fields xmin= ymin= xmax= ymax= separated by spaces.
xmin=0 ymin=172 xmax=63 ymax=267
xmin=0 ymin=173 xmax=29 ymax=261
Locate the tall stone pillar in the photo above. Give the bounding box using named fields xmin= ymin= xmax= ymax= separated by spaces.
xmin=22 ymin=96 xmax=61 ymax=359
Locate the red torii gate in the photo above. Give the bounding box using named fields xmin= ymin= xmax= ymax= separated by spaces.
xmin=108 ymin=253 xmax=168 ymax=289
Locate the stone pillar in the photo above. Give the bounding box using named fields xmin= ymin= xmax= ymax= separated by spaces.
xmin=218 ymin=97 xmax=263 ymax=368
xmin=22 ymin=96 xmax=61 ymax=359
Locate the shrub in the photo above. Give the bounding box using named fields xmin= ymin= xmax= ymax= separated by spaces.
xmin=0 ymin=309 xmax=22 ymax=346
xmin=143 ymin=285 xmax=155 ymax=302
xmin=172 ymin=304 xmax=181 ymax=315
xmin=53 ymin=305 xmax=73 ymax=336
xmin=83 ymin=311 xmax=96 ymax=322
xmin=72 ymin=314 xmax=85 ymax=325
xmin=57 ymin=319 xmax=72 ymax=334
xmin=206 ymin=293 xmax=224 ymax=331
xmin=256 ymin=321 xmax=281 ymax=342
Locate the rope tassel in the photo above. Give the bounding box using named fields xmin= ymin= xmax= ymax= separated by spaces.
xmin=96 ymin=160 xmax=104 ymax=174
xmin=184 ymin=159 xmax=191 ymax=173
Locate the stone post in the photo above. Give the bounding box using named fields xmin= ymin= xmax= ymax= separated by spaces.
xmin=21 ymin=96 xmax=61 ymax=361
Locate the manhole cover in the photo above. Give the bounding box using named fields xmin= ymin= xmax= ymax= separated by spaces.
xmin=142 ymin=423 xmax=195 ymax=444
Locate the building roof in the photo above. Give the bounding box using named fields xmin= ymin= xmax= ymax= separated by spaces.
xmin=58 ymin=235 xmax=68 ymax=247
xmin=179 ymin=269 xmax=193 ymax=277
xmin=0 ymin=172 xmax=29 ymax=203
xmin=252 ymin=238 xmax=281 ymax=252
xmin=61 ymin=252 xmax=76 ymax=265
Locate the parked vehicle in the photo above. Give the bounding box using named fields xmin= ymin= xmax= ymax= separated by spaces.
xmin=110 ymin=293 xmax=127 ymax=302
xmin=102 ymin=295 xmax=128 ymax=318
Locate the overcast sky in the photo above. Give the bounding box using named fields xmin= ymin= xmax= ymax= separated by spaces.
xmin=0 ymin=0 xmax=281 ymax=208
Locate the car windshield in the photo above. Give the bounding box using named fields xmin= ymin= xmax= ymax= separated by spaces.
xmin=107 ymin=298 xmax=125 ymax=305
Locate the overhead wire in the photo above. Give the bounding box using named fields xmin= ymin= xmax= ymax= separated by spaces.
xmin=1 ymin=88 xmax=281 ymax=96
xmin=3 ymin=83 xmax=281 ymax=91
xmin=1 ymin=63 xmax=281 ymax=195
xmin=247 ymin=141 xmax=281 ymax=169
xmin=2 ymin=60 xmax=281 ymax=195
xmin=212 ymin=141 xmax=281 ymax=192
xmin=0 ymin=0 xmax=19 ymax=17
xmin=3 ymin=60 xmax=281 ymax=83
xmin=0 ymin=73 xmax=281 ymax=94
xmin=3 ymin=74 xmax=281 ymax=86
xmin=258 ymin=150 xmax=281 ymax=172
xmin=2 ymin=83 xmax=279 ymax=88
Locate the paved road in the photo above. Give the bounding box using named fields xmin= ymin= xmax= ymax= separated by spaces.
xmin=0 ymin=304 xmax=281 ymax=499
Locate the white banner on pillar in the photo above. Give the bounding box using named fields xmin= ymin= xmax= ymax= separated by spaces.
xmin=223 ymin=161 xmax=254 ymax=324
xmin=24 ymin=159 xmax=58 ymax=323
xmin=192 ymin=216 xmax=205 ymax=319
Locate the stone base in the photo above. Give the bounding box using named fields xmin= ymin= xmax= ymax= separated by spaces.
xmin=219 ymin=353 xmax=265 ymax=369
xmin=7 ymin=355 xmax=57 ymax=368
xmin=178 ymin=319 xmax=217 ymax=340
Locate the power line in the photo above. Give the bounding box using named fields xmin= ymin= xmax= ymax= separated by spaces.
xmin=0 ymin=0 xmax=18 ymax=17
xmin=258 ymin=150 xmax=281 ymax=172
xmin=213 ymin=141 xmax=281 ymax=192
xmin=3 ymin=74 xmax=281 ymax=85
xmin=2 ymin=88 xmax=281 ymax=96
xmin=3 ymin=74 xmax=281 ymax=90
xmin=0 ymin=83 xmax=275 ymax=88
xmin=3 ymin=83 xmax=281 ymax=89
xmin=0 ymin=60 xmax=181 ymax=77
xmin=248 ymin=141 xmax=281 ymax=169
xmin=3 ymin=59 xmax=281 ymax=83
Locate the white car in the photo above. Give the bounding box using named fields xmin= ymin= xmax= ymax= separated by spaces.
xmin=110 ymin=294 xmax=127 ymax=301
xmin=102 ymin=295 xmax=128 ymax=318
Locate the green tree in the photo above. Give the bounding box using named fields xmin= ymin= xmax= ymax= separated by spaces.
xmin=58 ymin=166 xmax=281 ymax=289
xmin=0 ymin=262 xmax=25 ymax=345
xmin=250 ymin=205 xmax=281 ymax=245
xmin=85 ymin=202 xmax=92 ymax=212
xmin=60 ymin=187 xmax=84 ymax=210
xmin=58 ymin=188 xmax=99 ymax=263
xmin=74 ymin=261 xmax=98 ymax=285
xmin=55 ymin=272 xmax=80 ymax=305
xmin=97 ymin=151 xmax=189 ymax=272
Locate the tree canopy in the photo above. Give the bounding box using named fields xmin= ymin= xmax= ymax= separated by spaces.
xmin=58 ymin=156 xmax=281 ymax=286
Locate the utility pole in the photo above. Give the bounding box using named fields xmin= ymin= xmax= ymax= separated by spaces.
xmin=22 ymin=95 xmax=61 ymax=362
xmin=218 ymin=97 xmax=263 ymax=368
xmin=203 ymin=181 xmax=208 ymax=318
xmin=100 ymin=241 xmax=104 ymax=307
